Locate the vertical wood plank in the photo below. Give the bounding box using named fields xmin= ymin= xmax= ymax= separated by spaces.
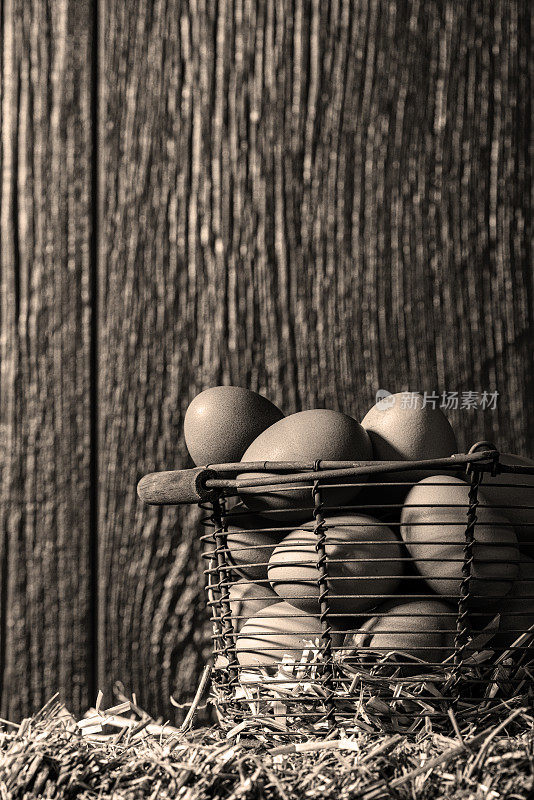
xmin=99 ymin=0 xmax=533 ymax=718
xmin=0 ymin=0 xmax=93 ymax=718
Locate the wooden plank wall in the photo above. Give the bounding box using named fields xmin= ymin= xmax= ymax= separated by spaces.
xmin=1 ymin=0 xmax=533 ymax=720
xmin=0 ymin=0 xmax=94 ymax=718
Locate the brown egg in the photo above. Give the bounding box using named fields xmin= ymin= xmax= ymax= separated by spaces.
xmin=228 ymin=580 xmax=279 ymax=633
xmin=341 ymin=599 xmax=456 ymax=673
xmin=224 ymin=511 xmax=288 ymax=581
xmin=267 ymin=515 xmax=403 ymax=614
xmin=492 ymin=555 xmax=534 ymax=650
xmin=400 ymin=475 xmax=519 ymax=610
xmin=480 ymin=454 xmax=534 ymax=557
xmin=236 ymin=601 xmax=342 ymax=668
xmin=184 ymin=386 xmax=283 ymax=466
xmin=361 ymin=392 xmax=457 ymax=482
xmin=238 ymin=409 xmax=372 ymax=521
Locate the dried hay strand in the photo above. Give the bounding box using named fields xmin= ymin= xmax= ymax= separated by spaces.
xmin=212 ymin=624 xmax=534 ymax=737
xmin=0 ymin=668 xmax=533 ymax=799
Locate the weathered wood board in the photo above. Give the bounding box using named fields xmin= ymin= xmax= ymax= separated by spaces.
xmin=98 ymin=0 xmax=533 ymax=720
xmin=0 ymin=0 xmax=94 ymax=717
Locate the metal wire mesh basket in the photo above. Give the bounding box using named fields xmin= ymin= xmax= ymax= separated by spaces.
xmin=138 ymin=442 xmax=534 ymax=736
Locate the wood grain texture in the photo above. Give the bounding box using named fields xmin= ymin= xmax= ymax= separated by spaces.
xmin=0 ymin=0 xmax=93 ymax=718
xmin=99 ymin=0 xmax=533 ymax=718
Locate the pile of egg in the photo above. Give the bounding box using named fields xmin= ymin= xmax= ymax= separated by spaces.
xmin=184 ymin=387 xmax=534 ymax=672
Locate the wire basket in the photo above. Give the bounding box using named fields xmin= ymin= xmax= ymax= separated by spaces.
xmin=138 ymin=442 xmax=534 ymax=737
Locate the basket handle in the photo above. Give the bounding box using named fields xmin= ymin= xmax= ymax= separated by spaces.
xmin=137 ymin=448 xmax=503 ymax=505
xmin=137 ymin=467 xmax=218 ymax=505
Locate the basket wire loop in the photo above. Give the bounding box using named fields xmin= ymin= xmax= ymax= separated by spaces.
xmin=452 ymin=466 xmax=482 ymax=697
xmin=199 ymin=503 xmax=230 ymax=694
xmin=312 ymin=469 xmax=337 ymax=729
xmin=212 ymin=495 xmax=239 ymax=684
xmin=206 ymin=554 xmax=224 ymax=655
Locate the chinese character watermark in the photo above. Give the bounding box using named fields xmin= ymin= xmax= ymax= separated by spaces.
xmin=375 ymin=389 xmax=499 ymax=411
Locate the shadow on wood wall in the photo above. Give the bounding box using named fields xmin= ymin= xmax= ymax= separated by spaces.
xmin=0 ymin=0 xmax=532 ymax=721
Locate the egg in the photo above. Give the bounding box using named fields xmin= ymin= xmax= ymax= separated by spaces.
xmin=236 ymin=601 xmax=342 ymax=668
xmin=184 ymin=386 xmax=283 ymax=466
xmin=224 ymin=511 xmax=288 ymax=581
xmin=361 ymin=392 xmax=457 ymax=482
xmin=228 ymin=580 xmax=279 ymax=633
xmin=341 ymin=599 xmax=456 ymax=672
xmin=237 ymin=409 xmax=372 ymax=521
xmin=479 ymin=454 xmax=534 ymax=557
xmin=400 ymin=475 xmax=519 ymax=610
xmin=491 ymin=555 xmax=534 ymax=651
xmin=267 ymin=515 xmax=403 ymax=614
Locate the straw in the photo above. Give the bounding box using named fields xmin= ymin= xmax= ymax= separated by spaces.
xmin=0 ymin=688 xmax=532 ymax=799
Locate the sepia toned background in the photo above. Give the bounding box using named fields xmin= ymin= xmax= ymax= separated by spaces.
xmin=0 ymin=0 xmax=532 ymax=721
